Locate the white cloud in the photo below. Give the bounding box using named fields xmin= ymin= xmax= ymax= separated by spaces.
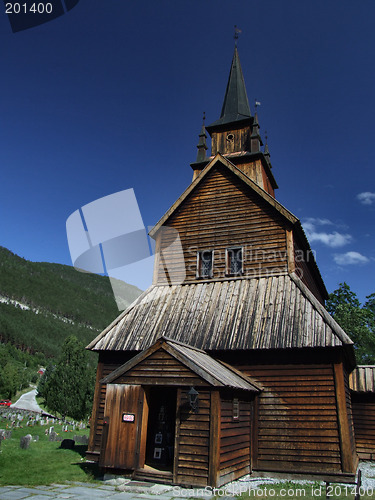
xmin=357 ymin=192 xmax=375 ymax=206
xmin=333 ymin=251 xmax=370 ymax=266
xmin=302 ymin=218 xmax=352 ymax=248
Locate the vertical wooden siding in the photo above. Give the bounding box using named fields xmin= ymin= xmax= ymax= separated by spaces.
xmin=243 ymin=364 xmax=342 ymax=474
xmin=156 ymin=165 xmax=287 ymax=284
xmin=87 ymin=356 xmax=133 ymax=458
xmin=175 ymin=389 xmax=211 ymax=486
xmin=101 ymin=384 xmax=144 ymax=469
xmin=351 ymin=395 xmax=375 ymax=459
xmin=219 ymin=393 xmax=251 ymax=486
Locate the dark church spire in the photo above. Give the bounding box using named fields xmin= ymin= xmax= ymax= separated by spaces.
xmin=208 ymin=47 xmax=251 ymax=128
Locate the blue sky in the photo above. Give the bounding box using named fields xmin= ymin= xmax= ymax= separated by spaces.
xmin=0 ymin=0 xmax=374 ymax=304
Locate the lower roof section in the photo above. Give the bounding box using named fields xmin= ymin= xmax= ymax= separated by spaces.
xmin=87 ymin=273 xmax=353 ymax=355
xmin=350 ymin=365 xmax=375 ymax=393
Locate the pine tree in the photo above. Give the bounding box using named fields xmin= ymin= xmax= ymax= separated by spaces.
xmin=42 ymin=336 xmax=95 ymax=420
xmin=327 ymin=283 xmax=375 ymax=364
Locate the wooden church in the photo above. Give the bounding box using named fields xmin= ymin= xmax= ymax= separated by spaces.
xmin=86 ymin=46 xmax=359 ymax=487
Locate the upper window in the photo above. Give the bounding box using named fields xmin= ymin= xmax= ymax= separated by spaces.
xmin=197 ymin=250 xmax=213 ymax=278
xmin=226 ymin=247 xmax=243 ymax=276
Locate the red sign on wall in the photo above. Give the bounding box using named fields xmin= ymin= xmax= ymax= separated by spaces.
xmin=122 ymin=413 xmax=135 ymax=423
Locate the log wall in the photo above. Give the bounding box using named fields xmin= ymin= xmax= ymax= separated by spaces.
xmin=219 ymin=392 xmax=251 ymax=486
xmin=241 ymin=363 xmax=343 ymax=474
xmin=156 ymin=165 xmax=288 ymax=284
xmin=174 ymin=388 xmax=211 ymax=486
xmin=351 ymin=394 xmax=375 ymax=459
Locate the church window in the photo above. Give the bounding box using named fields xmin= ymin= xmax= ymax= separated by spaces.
xmin=226 ymin=247 xmax=243 ymax=276
xmin=197 ymin=250 xmax=213 ymax=278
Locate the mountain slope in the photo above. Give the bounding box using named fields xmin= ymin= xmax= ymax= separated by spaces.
xmin=0 ymin=247 xmax=142 ymax=358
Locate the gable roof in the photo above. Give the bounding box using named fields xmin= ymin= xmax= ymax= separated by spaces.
xmin=101 ymin=337 xmax=261 ymax=392
xmin=149 ymin=152 xmax=327 ymax=300
xmin=149 ymin=153 xmax=297 ymax=238
xmin=87 ymin=273 xmax=354 ymax=365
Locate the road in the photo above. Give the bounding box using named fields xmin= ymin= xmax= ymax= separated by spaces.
xmin=11 ymin=388 xmax=44 ymax=413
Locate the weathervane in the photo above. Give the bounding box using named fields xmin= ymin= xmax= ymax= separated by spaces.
xmin=234 ymin=25 xmax=242 ymax=46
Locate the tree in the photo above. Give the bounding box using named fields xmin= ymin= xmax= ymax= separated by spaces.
xmin=42 ymin=335 xmax=95 ymax=420
xmin=327 ymin=283 xmax=375 ymax=364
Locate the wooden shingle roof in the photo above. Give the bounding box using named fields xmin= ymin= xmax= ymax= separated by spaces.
xmin=87 ymin=273 xmax=353 ymax=354
xmin=101 ymin=337 xmax=261 ymax=392
xmin=350 ymin=366 xmax=375 ymax=393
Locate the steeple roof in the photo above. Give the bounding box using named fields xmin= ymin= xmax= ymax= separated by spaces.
xmin=207 ymin=47 xmax=251 ymax=129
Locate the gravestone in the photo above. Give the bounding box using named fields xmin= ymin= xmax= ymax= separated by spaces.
xmin=49 ymin=431 xmax=57 ymax=442
xmin=33 ymin=435 xmax=39 ymax=441
xmin=60 ymin=439 xmax=75 ymax=449
xmin=20 ymin=434 xmax=32 ymax=449
xmin=5 ymin=431 xmax=12 ymax=439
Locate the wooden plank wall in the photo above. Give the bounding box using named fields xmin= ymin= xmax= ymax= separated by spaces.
xmin=211 ymin=126 xmax=251 ymax=156
xmin=243 ymin=364 xmax=342 ymax=474
xmin=101 ymin=384 xmax=143 ymax=469
xmin=175 ymin=388 xmax=211 ymax=486
xmin=156 ymin=165 xmax=288 ymax=284
xmin=87 ymin=354 xmax=134 ymax=459
xmin=219 ymin=392 xmax=251 ymax=486
xmin=351 ymin=394 xmax=375 ymax=459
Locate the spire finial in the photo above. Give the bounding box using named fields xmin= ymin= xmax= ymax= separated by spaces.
xmin=203 ymin=111 xmax=206 ymax=125
xmin=234 ymin=25 xmax=242 ymax=47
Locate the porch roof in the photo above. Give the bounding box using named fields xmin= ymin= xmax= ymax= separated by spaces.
xmin=101 ymin=337 xmax=261 ymax=392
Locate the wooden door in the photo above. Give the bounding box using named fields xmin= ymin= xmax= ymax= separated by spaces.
xmin=101 ymin=384 xmax=148 ymax=469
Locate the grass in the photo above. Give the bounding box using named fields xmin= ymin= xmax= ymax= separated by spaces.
xmin=0 ymin=419 xmax=101 ymax=486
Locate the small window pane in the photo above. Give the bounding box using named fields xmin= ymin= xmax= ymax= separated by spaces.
xmin=228 ymin=248 xmax=243 ymax=275
xmin=198 ymin=251 xmax=213 ymax=278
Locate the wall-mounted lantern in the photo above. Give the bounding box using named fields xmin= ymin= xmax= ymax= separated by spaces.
xmin=188 ymin=386 xmax=199 ymax=413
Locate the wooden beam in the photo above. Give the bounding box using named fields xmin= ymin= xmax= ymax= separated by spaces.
xmin=251 ymin=397 xmax=259 ymax=470
xmin=137 ymin=388 xmax=149 ymax=469
xmin=87 ymin=361 xmax=104 ymax=453
xmin=286 ymin=229 xmax=295 ymax=274
xmin=209 ymin=390 xmax=220 ymax=486
xmin=333 ymin=362 xmax=355 ymax=473
xmin=173 ymin=388 xmax=182 ymax=484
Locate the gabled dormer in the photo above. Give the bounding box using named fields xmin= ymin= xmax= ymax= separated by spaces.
xmin=191 ymin=47 xmax=277 ymax=197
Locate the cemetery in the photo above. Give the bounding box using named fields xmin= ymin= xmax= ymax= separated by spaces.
xmin=0 ymin=407 xmax=95 ymax=486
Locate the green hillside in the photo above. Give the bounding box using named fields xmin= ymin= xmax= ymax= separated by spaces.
xmin=0 ymin=246 xmax=142 ymax=358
